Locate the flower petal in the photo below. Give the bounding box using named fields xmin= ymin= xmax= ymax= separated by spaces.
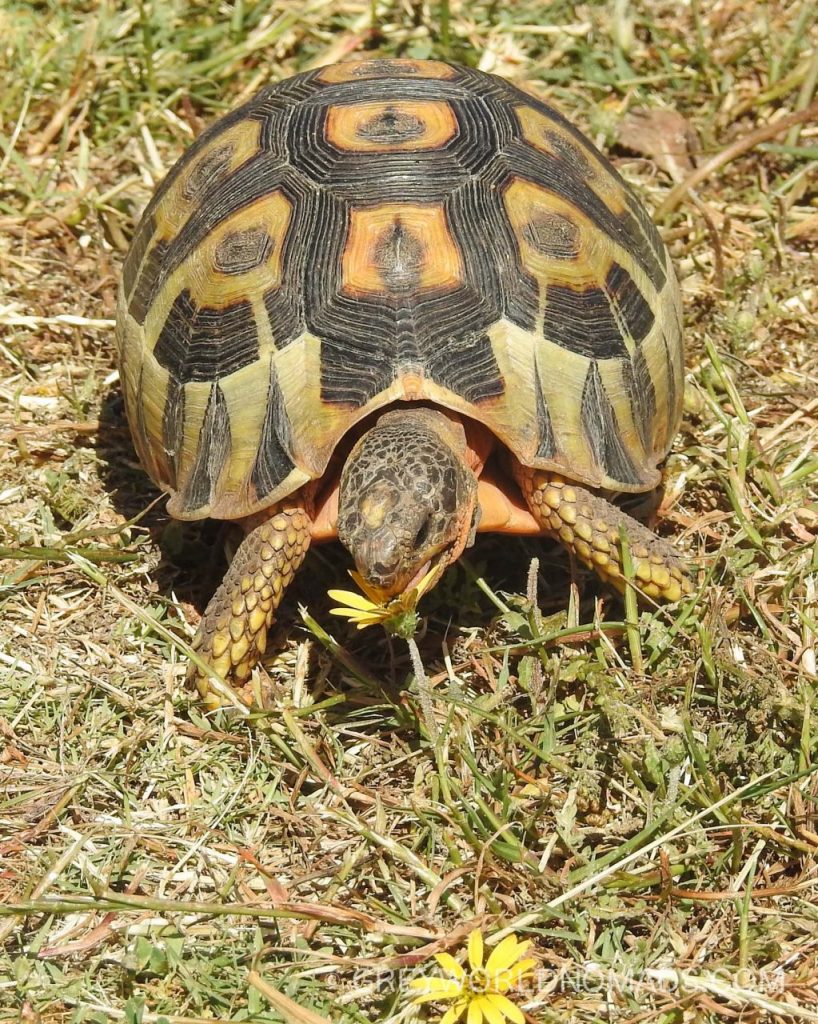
xmin=486 ymin=935 xmax=528 ymax=976
xmin=434 ymin=952 xmax=466 ymax=981
xmin=326 ymin=589 xmax=380 ymax=611
xmin=467 ymin=997 xmax=485 ymax=1024
xmin=440 ymin=1000 xmax=470 ymax=1024
xmin=409 ymin=977 xmax=463 ymax=1002
xmin=327 ymin=611 xmax=382 ymax=629
xmin=468 ymin=929 xmax=484 ymax=971
xmin=474 ymin=995 xmax=507 ymax=1024
xmin=328 ymin=606 xmax=375 ymax=619
xmin=349 ymin=570 xmax=390 ymax=604
xmin=494 ymin=958 xmax=537 ymax=993
xmin=485 ymin=993 xmax=525 ymax=1024
xmin=413 ymin=564 xmax=443 ymax=600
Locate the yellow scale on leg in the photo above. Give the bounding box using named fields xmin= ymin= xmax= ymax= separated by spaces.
xmin=187 ymin=508 xmax=311 ymax=709
xmin=515 ymin=469 xmax=691 ymax=603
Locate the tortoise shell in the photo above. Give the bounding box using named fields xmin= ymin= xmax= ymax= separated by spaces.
xmin=116 ymin=58 xmax=683 ymax=522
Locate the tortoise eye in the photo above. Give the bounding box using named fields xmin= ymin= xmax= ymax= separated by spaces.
xmin=413 ymin=516 xmax=432 ymax=549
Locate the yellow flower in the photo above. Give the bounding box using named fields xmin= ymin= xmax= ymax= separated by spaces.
xmin=328 ymin=565 xmax=441 ymax=638
xmin=408 ymin=928 xmax=537 ymax=1024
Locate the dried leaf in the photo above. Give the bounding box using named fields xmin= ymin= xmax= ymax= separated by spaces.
xmin=618 ymin=107 xmax=699 ymax=181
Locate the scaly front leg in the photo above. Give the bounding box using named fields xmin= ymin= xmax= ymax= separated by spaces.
xmin=514 ymin=467 xmax=692 ymax=603
xmin=187 ymin=507 xmax=311 ymax=709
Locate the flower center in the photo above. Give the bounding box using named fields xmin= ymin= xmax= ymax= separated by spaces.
xmin=467 ymin=967 xmax=492 ymax=994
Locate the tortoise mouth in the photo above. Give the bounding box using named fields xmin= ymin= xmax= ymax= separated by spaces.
xmin=361 ymin=546 xmax=442 ymax=603
xmin=405 ymin=557 xmax=433 ymax=593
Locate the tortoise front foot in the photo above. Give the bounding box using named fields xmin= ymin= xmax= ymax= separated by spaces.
xmin=187 ymin=508 xmax=311 ymax=709
xmin=516 ymin=468 xmax=692 ymax=603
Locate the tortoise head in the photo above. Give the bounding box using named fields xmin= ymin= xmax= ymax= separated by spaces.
xmin=337 ymin=408 xmax=479 ymax=599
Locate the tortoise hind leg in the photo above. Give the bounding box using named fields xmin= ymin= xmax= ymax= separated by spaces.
xmin=187 ymin=507 xmax=311 ymax=709
xmin=514 ymin=467 xmax=692 ymax=603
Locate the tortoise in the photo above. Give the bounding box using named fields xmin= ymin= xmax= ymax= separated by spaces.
xmin=116 ymin=57 xmax=691 ymax=708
